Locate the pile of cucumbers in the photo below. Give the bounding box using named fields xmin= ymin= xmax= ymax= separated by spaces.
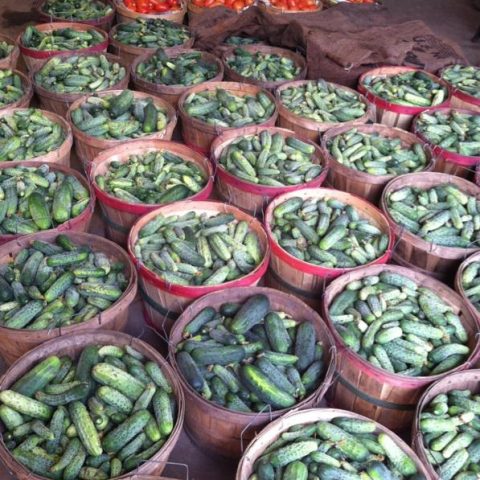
xmin=419 ymin=388 xmax=480 ymax=479
xmin=95 ymin=149 xmax=207 ymax=204
xmin=440 ymin=64 xmax=480 ymax=99
xmin=34 ymin=55 xmax=126 ymax=94
xmin=218 ymin=130 xmax=323 ymax=186
xmin=176 ymin=294 xmax=325 ymax=412
xmin=70 ymin=90 xmax=168 ymax=140
xmin=224 ymin=35 xmax=263 ymax=46
xmin=112 ymin=19 xmax=190 ymax=49
xmin=0 ymin=164 xmax=90 ymax=235
xmin=40 ymin=0 xmax=113 ymax=21
xmin=461 ymin=261 xmax=480 ymax=312
xmin=135 ymin=49 xmax=219 ymax=87
xmin=248 ymin=416 xmax=422 ymax=480
xmin=133 ymin=211 xmax=263 ymax=286
xmin=0 ymin=234 xmax=128 ymax=330
xmin=22 ymin=26 xmax=105 ymax=52
xmin=270 ymin=196 xmax=389 ymax=268
xmin=0 ymin=70 xmax=24 ymax=108
xmin=0 ymin=344 xmax=176 ymax=479
xmin=183 ymin=88 xmax=275 ymax=127
xmin=279 ymin=80 xmax=367 ymax=124
xmin=225 ymin=48 xmax=301 ymax=83
xmin=0 ymin=41 xmax=13 ymax=59
xmin=415 ymin=110 xmax=480 ymax=157
xmin=329 ymin=271 xmax=471 ymax=376
xmin=362 ymin=70 xmax=447 ymax=107
xmin=327 ymin=128 xmax=428 ymax=176
xmin=0 ymin=109 xmax=66 ymax=161
xmin=385 ymin=182 xmax=480 ymax=248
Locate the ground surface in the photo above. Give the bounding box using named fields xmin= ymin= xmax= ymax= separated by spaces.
xmin=0 ymin=0 xmax=478 ymax=478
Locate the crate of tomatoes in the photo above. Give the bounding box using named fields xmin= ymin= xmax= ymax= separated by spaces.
xmin=260 ymin=0 xmax=321 ymax=13
xmin=118 ymin=0 xmax=186 ymax=23
xmin=188 ymin=0 xmax=255 ymax=21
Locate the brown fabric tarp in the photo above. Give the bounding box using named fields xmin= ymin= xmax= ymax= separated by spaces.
xmin=191 ymin=4 xmax=467 ymax=87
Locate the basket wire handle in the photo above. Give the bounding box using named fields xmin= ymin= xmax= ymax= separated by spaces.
xmin=133 ymin=459 xmax=190 ymax=480
xmin=240 ymin=403 xmax=273 ymax=453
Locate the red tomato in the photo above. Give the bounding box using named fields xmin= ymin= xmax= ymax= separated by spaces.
xmin=233 ymin=0 xmax=244 ymax=8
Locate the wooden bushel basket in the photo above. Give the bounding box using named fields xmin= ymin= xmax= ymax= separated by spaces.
xmin=412 ymin=107 xmax=480 ymax=179
xmin=0 ymin=161 xmax=95 ymax=246
xmin=211 ymin=125 xmax=329 ymax=216
xmin=115 ymin=0 xmax=187 ymax=24
xmin=110 ymin=23 xmax=194 ymax=69
xmin=438 ymin=65 xmax=480 ymax=114
xmin=258 ymin=1 xmax=322 ymax=14
xmin=264 ymin=187 xmax=393 ymax=310
xmin=455 ymin=251 xmax=480 ymax=324
xmin=32 ymin=52 xmax=130 ymax=118
xmin=67 ymin=89 xmax=177 ymax=173
xmin=0 ymin=231 xmax=137 ymax=364
xmin=221 ymin=45 xmax=307 ymax=91
xmin=236 ymin=408 xmax=431 ymax=479
xmin=128 ymin=201 xmax=270 ymax=337
xmin=412 ymin=369 xmax=480 ymax=480
xmin=168 ymin=286 xmax=336 ymax=458
xmin=186 ymin=2 xmax=250 ymax=23
xmin=0 ymin=69 xmax=33 ymax=111
xmin=323 ymin=263 xmax=480 ymax=432
xmin=321 ymin=123 xmax=435 ymax=203
xmin=0 ymin=330 xmax=185 ymax=479
xmin=358 ymin=66 xmax=452 ymax=130
xmin=0 ymin=34 xmax=19 ymax=70
xmin=381 ymin=172 xmax=480 ymax=279
xmin=17 ymin=22 xmax=109 ymax=72
xmin=131 ymin=49 xmax=224 ymax=107
xmin=34 ymin=0 xmax=116 ymax=31
xmin=90 ymin=139 xmax=214 ymax=246
xmin=178 ymin=81 xmax=278 ymax=154
xmin=0 ymin=107 xmax=73 ymax=167
xmin=275 ymin=80 xmax=372 ymax=143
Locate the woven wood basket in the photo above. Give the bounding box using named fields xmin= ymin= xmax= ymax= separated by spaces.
xmin=438 ymin=65 xmax=480 ymax=114
xmin=0 ymin=69 xmax=33 ymax=111
xmin=0 ymin=34 xmax=19 ymax=70
xmin=66 ymin=89 xmax=177 ymax=173
xmin=0 ymin=330 xmax=184 ymax=479
xmin=323 ymin=263 xmax=480 ymax=432
xmin=380 ymin=171 xmax=480 ymax=279
xmin=131 ymin=49 xmax=224 ymax=108
xmin=0 ymin=231 xmax=137 ymax=364
xmin=115 ymin=0 xmax=187 ymax=23
xmin=168 ymin=286 xmax=336 ymax=458
xmin=90 ymin=139 xmax=214 ymax=245
xmin=258 ymin=1 xmax=322 ymax=14
xmin=454 ymin=250 xmax=480 ymax=323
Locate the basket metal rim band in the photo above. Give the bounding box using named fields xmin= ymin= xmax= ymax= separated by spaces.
xmin=138 ymin=282 xmax=179 ymax=321
xmin=336 ymin=371 xmax=415 ymax=411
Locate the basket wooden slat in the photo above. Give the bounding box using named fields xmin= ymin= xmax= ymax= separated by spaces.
xmin=168 ymin=286 xmax=336 ymax=458
xmin=211 ymin=125 xmax=329 ymax=216
xmin=178 ymin=81 xmax=278 ymax=154
xmin=264 ymin=187 xmax=393 ymax=310
xmin=90 ymin=139 xmax=214 ymax=245
xmin=358 ymin=66 xmax=452 ymax=130
xmin=236 ymin=408 xmax=430 ymax=479
xmin=0 ymin=34 xmax=19 ymax=70
xmin=276 ymin=80 xmax=372 ymax=143
xmin=115 ymin=0 xmax=187 ymax=24
xmin=380 ymin=172 xmax=480 ymax=279
xmin=412 ymin=369 xmax=480 ymax=480
xmin=32 ymin=52 xmax=130 ymax=117
xmin=222 ymin=45 xmax=307 ymax=91
xmin=321 ymin=123 xmax=435 ymax=203
xmin=0 ymin=231 xmax=137 ymax=364
xmin=0 ymin=161 xmax=95 ymax=246
xmin=66 ymin=89 xmax=177 ymax=173
xmin=127 ymin=201 xmax=270 ymax=336
xmin=110 ymin=23 xmax=193 ymax=69
xmin=18 ymin=22 xmax=108 ymax=72
xmin=0 ymin=107 xmax=73 ymax=166
xmin=0 ymin=330 xmax=184 ymax=479
xmin=412 ymin=107 xmax=480 ymax=179
xmin=323 ymin=263 xmax=480 ymax=432
xmin=131 ymin=49 xmax=224 ymax=107
xmin=34 ymin=0 xmax=116 ymax=31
